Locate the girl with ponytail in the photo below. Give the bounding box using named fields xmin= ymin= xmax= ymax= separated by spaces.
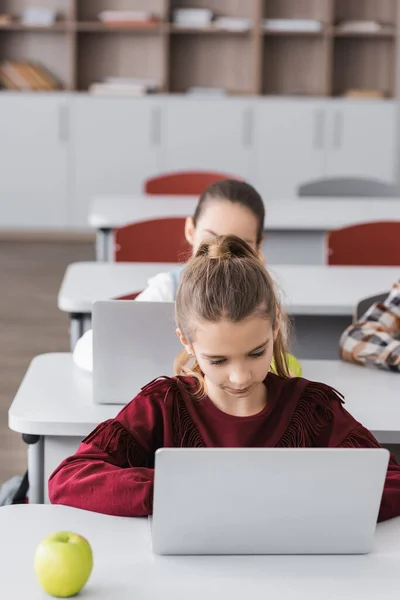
xmin=49 ymin=236 xmax=400 ymax=523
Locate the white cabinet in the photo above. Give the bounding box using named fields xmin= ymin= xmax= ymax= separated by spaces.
xmin=0 ymin=94 xmax=68 ymax=229
xmin=254 ymin=100 xmax=326 ymax=198
xmin=255 ymin=99 xmax=397 ymax=200
xmin=162 ymin=98 xmax=255 ymax=181
xmin=325 ymin=101 xmax=396 ymax=182
xmin=71 ymin=97 xmax=162 ymax=228
xmin=0 ymin=95 xmax=398 ymax=231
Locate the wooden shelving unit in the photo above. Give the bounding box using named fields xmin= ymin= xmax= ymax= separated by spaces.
xmin=331 ymin=0 xmax=399 ymax=98
xmin=0 ymin=0 xmax=398 ymax=96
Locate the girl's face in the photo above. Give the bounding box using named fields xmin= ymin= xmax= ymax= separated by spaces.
xmin=185 ymin=199 xmax=261 ymax=255
xmin=179 ymin=315 xmax=278 ymax=407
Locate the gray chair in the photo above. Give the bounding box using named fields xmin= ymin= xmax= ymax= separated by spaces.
xmin=298 ymin=177 xmax=400 ymax=198
xmin=355 ymin=292 xmax=388 ymax=322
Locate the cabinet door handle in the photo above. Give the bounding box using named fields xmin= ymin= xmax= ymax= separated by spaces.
xmin=313 ymin=109 xmax=324 ymax=149
xmin=58 ymin=103 xmax=69 ymax=143
xmin=242 ymin=108 xmax=253 ymax=147
xmin=333 ymin=111 xmax=343 ymax=149
xmin=150 ymin=106 xmax=161 ymax=146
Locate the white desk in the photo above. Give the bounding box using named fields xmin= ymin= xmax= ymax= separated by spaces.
xmin=301 ymin=361 xmax=400 ymax=444
xmin=58 ymin=261 xmax=180 ymax=348
xmin=58 ymin=262 xmax=399 ymax=357
xmin=3 ymin=504 xmax=400 ymax=600
xmin=9 ymin=354 xmax=117 ymax=504
xmin=89 ymin=194 xmax=400 ymax=263
xmin=9 ymin=354 xmax=400 ymax=505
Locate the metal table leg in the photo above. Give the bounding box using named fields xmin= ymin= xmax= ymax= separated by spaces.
xmin=22 ymin=434 xmax=44 ymax=504
xmin=69 ymin=313 xmax=85 ymax=351
xmin=83 ymin=313 xmax=92 ymax=334
xmin=96 ymin=228 xmax=112 ymax=262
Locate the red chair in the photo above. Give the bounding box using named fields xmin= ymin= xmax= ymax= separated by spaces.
xmin=114 ymin=292 xmax=141 ymax=300
xmin=327 ymin=221 xmax=400 ymax=266
xmin=114 ymin=218 xmax=191 ymax=263
xmin=145 ymin=171 xmax=237 ymax=195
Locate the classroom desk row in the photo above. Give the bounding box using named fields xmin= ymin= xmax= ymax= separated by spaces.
xmin=8 ymin=354 xmax=400 ymax=505
xmin=58 ymin=262 xmax=399 ymax=356
xmin=89 ymin=195 xmax=400 ymax=263
xmin=4 ymin=503 xmax=400 ymax=599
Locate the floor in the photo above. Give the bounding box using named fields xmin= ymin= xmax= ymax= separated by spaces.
xmin=0 ymin=240 xmax=94 ymax=486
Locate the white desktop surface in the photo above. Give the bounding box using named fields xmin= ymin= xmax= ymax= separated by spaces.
xmin=58 ymin=262 xmax=180 ymax=313
xmin=57 ymin=262 xmax=399 ymax=316
xmin=89 ymin=195 xmax=197 ymax=229
xmin=89 ymin=195 xmax=400 ymax=231
xmin=301 ymin=361 xmax=400 ymax=444
xmin=2 ymin=504 xmax=400 ymax=599
xmin=9 ymin=354 xmax=115 ymax=436
xmin=8 ymin=354 xmax=400 ymax=443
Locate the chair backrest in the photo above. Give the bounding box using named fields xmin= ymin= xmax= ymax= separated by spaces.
xmin=115 ymin=292 xmax=141 ymax=300
xmin=145 ymin=171 xmax=236 ymax=195
xmin=298 ymin=177 xmax=399 ymax=198
xmin=115 ymin=218 xmax=191 ymax=262
xmin=327 ymin=221 xmax=400 ymax=266
xmin=355 ymin=292 xmax=388 ymax=321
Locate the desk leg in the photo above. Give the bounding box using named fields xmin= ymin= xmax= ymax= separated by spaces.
xmin=97 ymin=228 xmax=112 ymax=262
xmin=70 ymin=313 xmax=85 ymax=351
xmin=22 ymin=434 xmax=44 ymax=504
xmin=83 ymin=313 xmax=92 ymax=334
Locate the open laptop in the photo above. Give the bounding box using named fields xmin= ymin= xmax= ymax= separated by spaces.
xmin=151 ymin=447 xmax=390 ymax=555
xmin=92 ymin=300 xmax=180 ymax=404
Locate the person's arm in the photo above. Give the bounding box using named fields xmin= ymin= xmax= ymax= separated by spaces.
xmin=339 ymin=282 xmax=400 ymax=372
xmin=135 ymin=272 xmax=175 ymax=302
xmin=313 ymin=384 xmax=400 ymax=523
xmin=340 ymin=423 xmax=400 ymax=523
xmin=48 ymin=381 xmax=168 ymax=517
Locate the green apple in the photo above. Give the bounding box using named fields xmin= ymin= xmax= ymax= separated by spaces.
xmin=34 ymin=531 xmax=93 ymax=598
xmin=271 ymin=353 xmax=302 ymax=377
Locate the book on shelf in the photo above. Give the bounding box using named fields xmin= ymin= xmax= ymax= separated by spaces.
xmin=263 ymin=19 xmax=323 ymax=33
xmin=187 ymin=86 xmax=227 ymax=97
xmin=21 ymin=7 xmax=57 ymax=26
xmin=335 ymin=20 xmax=394 ymax=34
xmin=0 ymin=61 xmax=61 ymax=91
xmin=343 ymin=88 xmax=386 ymax=99
xmin=172 ymin=10 xmax=253 ymax=31
xmin=213 ymin=17 xmax=253 ymax=32
xmin=89 ymin=78 xmax=160 ymax=96
xmin=98 ymin=10 xmax=159 ymax=27
xmin=173 ymin=8 xmax=214 ymax=27
xmin=0 ymin=14 xmax=12 ymax=26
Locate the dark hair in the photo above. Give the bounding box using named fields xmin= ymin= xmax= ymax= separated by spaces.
xmin=175 ymin=234 xmax=291 ymax=394
xmin=193 ymin=179 xmax=265 ymax=245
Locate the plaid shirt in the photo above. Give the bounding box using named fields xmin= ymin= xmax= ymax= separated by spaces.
xmin=339 ymin=280 xmax=400 ymax=372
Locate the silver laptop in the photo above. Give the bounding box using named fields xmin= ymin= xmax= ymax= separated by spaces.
xmin=92 ymin=300 xmax=180 ymax=404
xmin=151 ymin=447 xmax=389 ymax=555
